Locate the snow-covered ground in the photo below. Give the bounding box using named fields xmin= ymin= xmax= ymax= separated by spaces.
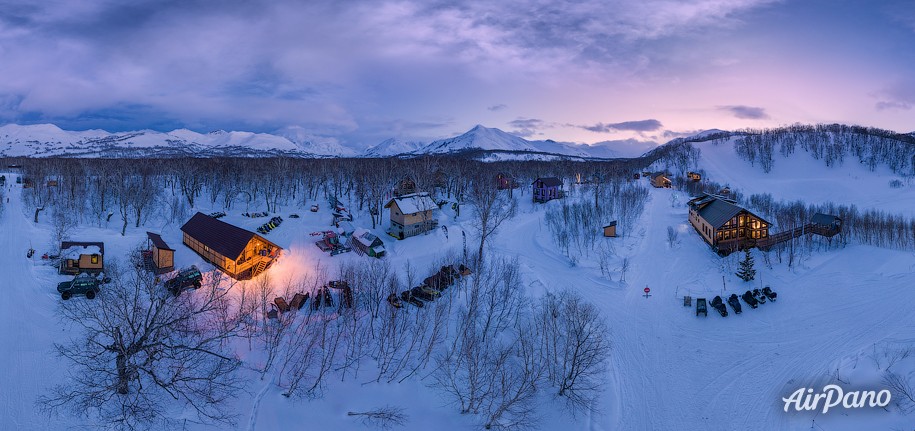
xmin=2 ymin=147 xmax=915 ymax=430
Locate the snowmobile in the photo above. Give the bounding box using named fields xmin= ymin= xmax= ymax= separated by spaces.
xmin=410 ymin=286 xmax=435 ymax=302
xmin=762 ymin=286 xmax=777 ymax=301
xmin=752 ymin=288 xmax=767 ymax=304
xmin=400 ymin=291 xmax=424 ymax=308
xmin=711 ymin=296 xmax=728 ymax=317
xmin=387 ymin=293 xmax=403 ymax=309
xmin=741 ymin=290 xmax=759 ymax=308
xmin=696 ymin=298 xmax=708 ymax=317
xmin=727 ymin=294 xmax=742 ymax=314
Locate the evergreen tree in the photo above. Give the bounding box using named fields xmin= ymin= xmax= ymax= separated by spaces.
xmin=736 ymin=249 xmax=756 ymax=282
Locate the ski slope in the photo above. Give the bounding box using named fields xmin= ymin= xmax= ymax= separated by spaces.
xmin=2 ymin=158 xmax=915 ymax=430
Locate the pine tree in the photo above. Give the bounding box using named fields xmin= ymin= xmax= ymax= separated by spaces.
xmin=736 ymin=249 xmax=756 ymax=282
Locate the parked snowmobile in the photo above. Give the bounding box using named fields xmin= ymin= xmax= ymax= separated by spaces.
xmin=762 ymin=286 xmax=778 ymax=301
xmin=752 ymin=288 xmax=767 ymax=304
xmin=696 ymin=298 xmax=708 ymax=317
xmin=711 ymin=296 xmax=729 ymax=317
xmin=741 ymin=290 xmax=759 ymax=308
xmin=387 ymin=293 xmax=403 ymax=308
xmin=727 ymin=294 xmax=742 ymax=314
xmin=400 ymin=291 xmax=424 ymax=308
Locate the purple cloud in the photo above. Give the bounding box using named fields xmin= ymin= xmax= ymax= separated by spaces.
xmin=508 ymin=117 xmax=545 ymax=137
xmin=579 ymin=119 xmax=663 ymax=133
xmin=718 ymin=105 xmax=770 ymax=120
xmin=488 ymin=104 xmax=508 ymax=111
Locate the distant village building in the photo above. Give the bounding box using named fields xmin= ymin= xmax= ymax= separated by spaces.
xmin=532 ymin=177 xmax=563 ymax=203
xmin=60 ymin=241 xmax=105 ymax=275
xmin=688 ymin=194 xmax=770 ymax=253
xmin=496 ymin=173 xmax=519 ymax=190
xmin=393 ymin=177 xmax=417 ymax=197
xmin=350 ymin=228 xmax=386 ymax=258
xmin=650 ymin=172 xmax=672 ymax=188
xmin=603 ymin=221 xmax=618 ymax=237
xmin=686 ymin=171 xmax=701 ymax=182
xmin=180 ymin=212 xmax=281 ymax=280
xmin=384 ymin=192 xmax=438 ymax=239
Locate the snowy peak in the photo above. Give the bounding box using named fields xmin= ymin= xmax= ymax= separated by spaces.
xmin=364 ymin=137 xmax=425 ymax=157
xmin=419 ymin=125 xmax=537 ymax=154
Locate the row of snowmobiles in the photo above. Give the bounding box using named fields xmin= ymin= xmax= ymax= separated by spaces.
xmin=708 ymin=287 xmax=778 ymax=317
xmin=257 ymin=216 xmax=283 ymax=234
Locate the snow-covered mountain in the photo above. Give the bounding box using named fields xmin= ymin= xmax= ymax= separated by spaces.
xmin=0 ymin=124 xmax=347 ymax=158
xmin=408 ymin=125 xmax=639 ymax=160
xmin=364 ymin=137 xmax=426 ymax=157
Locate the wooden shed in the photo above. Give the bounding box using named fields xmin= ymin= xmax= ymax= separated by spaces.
xmin=180 ymin=212 xmax=281 ymax=280
xmin=145 ymin=232 xmax=175 ymax=274
xmin=603 ymin=221 xmax=618 ymax=237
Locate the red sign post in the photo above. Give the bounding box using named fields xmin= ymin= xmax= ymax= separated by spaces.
xmin=643 ymin=287 xmax=651 ymax=298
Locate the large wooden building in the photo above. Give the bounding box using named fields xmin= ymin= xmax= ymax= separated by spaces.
xmin=384 ymin=192 xmax=438 ymax=239
xmin=180 ymin=212 xmax=281 ymax=280
xmin=688 ymin=194 xmax=770 ymax=254
xmin=59 ymin=241 xmax=104 ymax=275
xmin=650 ymin=172 xmax=672 ymax=188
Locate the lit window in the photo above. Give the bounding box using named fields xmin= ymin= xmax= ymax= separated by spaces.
xmin=91 ymin=254 xmax=99 ymax=264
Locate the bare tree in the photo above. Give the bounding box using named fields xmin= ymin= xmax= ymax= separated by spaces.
xmin=347 ymin=405 xmax=409 ymax=430
xmin=468 ymin=179 xmax=517 ymax=260
xmin=537 ymin=290 xmax=611 ymax=414
xmin=666 ymin=226 xmax=679 ymax=248
xmin=39 ymin=262 xmax=245 ymax=430
xmin=884 ymin=372 xmax=915 ymax=414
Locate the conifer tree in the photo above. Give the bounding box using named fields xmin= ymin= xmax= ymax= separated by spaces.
xmin=736 ymin=249 xmax=756 ymax=282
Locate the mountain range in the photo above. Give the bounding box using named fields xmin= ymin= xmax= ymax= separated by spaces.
xmin=0 ymin=123 xmax=655 ymax=160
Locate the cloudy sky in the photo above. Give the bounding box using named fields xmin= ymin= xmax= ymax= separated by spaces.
xmin=0 ymin=0 xmax=913 ymax=148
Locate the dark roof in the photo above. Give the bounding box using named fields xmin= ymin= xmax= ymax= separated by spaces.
xmin=603 ymin=221 xmax=617 ymax=228
xmin=697 ymin=199 xmax=754 ymax=229
xmin=532 ymin=177 xmax=562 ymax=187
xmin=180 ymin=212 xmax=278 ymax=260
xmin=60 ymin=241 xmax=104 ymax=255
xmin=146 ymin=232 xmax=174 ymax=251
xmin=652 ymin=172 xmax=669 ymax=179
xmin=811 ymin=213 xmax=840 ymax=226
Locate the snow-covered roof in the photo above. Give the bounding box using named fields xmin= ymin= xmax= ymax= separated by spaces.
xmin=352 ymin=228 xmax=381 ymax=247
xmin=61 ymin=245 xmax=101 ymax=260
xmin=384 ymin=192 xmax=437 ymax=215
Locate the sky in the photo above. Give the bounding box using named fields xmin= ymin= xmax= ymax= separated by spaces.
xmin=0 ymin=0 xmax=913 ymax=149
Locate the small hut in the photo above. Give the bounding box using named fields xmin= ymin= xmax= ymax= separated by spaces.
xmin=145 ymin=232 xmax=175 ymax=274
xmin=686 ymin=171 xmax=701 ymax=181
xmin=350 ymin=228 xmax=386 ymax=258
xmin=60 ymin=241 xmax=105 ymax=275
xmin=603 ymin=221 xmax=618 ymax=237
xmin=650 ymin=172 xmax=672 ymax=188
xmin=532 ymin=177 xmax=563 ymax=203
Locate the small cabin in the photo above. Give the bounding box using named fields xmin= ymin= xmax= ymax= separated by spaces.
xmin=810 ymin=213 xmax=842 ymax=236
xmin=650 ymin=172 xmax=672 ymax=188
xmin=180 ymin=212 xmax=281 ymax=280
xmin=384 ymin=192 xmax=438 ymax=239
xmin=719 ymin=187 xmax=731 ymax=196
xmin=688 ymin=194 xmax=770 ymax=254
xmin=532 ymin=177 xmax=563 ymax=203
xmin=350 ymin=228 xmax=386 ymax=258
xmin=603 ymin=221 xmax=618 ymax=237
xmin=145 ymin=232 xmax=175 ymax=274
xmin=47 ymin=180 xmax=59 ymax=187
xmin=686 ymin=171 xmax=701 ymax=182
xmin=60 ymin=241 xmax=105 ymax=275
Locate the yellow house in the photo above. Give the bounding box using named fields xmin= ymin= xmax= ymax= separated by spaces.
xmin=384 ymin=192 xmax=438 ymax=239
xmin=59 ymin=241 xmax=104 ymax=275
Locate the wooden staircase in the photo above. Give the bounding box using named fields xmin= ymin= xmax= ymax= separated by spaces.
xmin=252 ymin=260 xmax=268 ymax=278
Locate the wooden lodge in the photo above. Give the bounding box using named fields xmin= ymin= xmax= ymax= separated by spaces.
xmin=603 ymin=221 xmax=618 ymax=237
xmin=532 ymin=177 xmax=563 ymax=203
xmin=688 ymin=194 xmax=770 ymax=254
xmin=393 ymin=177 xmax=417 ymax=197
xmin=650 ymin=172 xmax=672 ymax=188
xmin=180 ymin=212 xmax=281 ymax=280
xmin=384 ymin=192 xmax=438 ymax=239
xmin=144 ymin=232 xmax=175 ymax=275
xmin=60 ymin=241 xmax=105 ymax=275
